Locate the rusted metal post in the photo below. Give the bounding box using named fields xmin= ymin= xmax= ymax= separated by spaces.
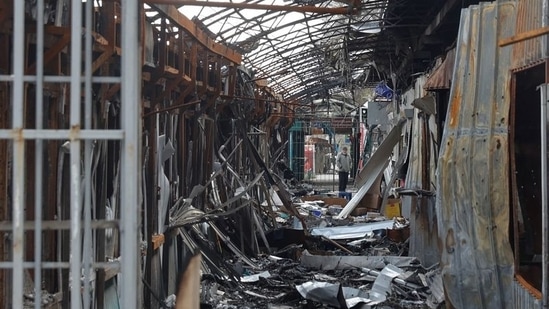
xmin=11 ymin=0 xmax=26 ymax=306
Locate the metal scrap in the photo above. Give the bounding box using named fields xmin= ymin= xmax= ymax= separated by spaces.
xmin=296 ymin=280 xmax=385 ymax=308
xmin=310 ymin=220 xmax=395 ymax=240
xmin=301 ymin=250 xmax=420 ymax=270
xmin=336 ymin=119 xmax=406 ymax=220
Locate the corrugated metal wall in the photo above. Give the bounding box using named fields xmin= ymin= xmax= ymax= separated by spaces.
xmin=513 ymin=279 xmax=542 ymax=308
xmin=436 ymin=2 xmax=517 ymax=308
xmin=512 ymin=0 xmax=544 ymax=70
xmin=409 ymin=195 xmax=439 ymax=268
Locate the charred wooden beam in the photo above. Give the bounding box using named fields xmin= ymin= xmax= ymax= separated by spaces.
xmin=91 ymin=49 xmax=115 ymax=74
xmin=147 ymin=4 xmax=242 ymax=64
xmin=44 ymin=97 xmax=60 ymax=294
xmin=150 ymin=75 xmax=192 ymax=106
xmin=102 ymin=84 xmax=121 ymax=101
xmin=144 ymin=108 xmax=159 ymax=308
xmin=240 ymin=131 xmax=307 ymax=231
xmin=101 ymin=1 xmax=117 ymax=48
xmin=175 ymin=251 xmax=201 ymax=309
xmin=499 ymin=26 xmax=549 ymax=47
xmin=0 ymin=0 xmax=11 ymax=28
xmin=95 ymin=124 xmax=109 ymax=309
xmin=26 ymin=32 xmax=70 ymax=75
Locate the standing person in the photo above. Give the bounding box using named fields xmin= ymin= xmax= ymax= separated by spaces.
xmin=336 ymin=146 xmax=352 ymax=192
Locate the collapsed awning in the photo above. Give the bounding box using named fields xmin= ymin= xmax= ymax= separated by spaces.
xmin=423 ymin=48 xmax=456 ymax=91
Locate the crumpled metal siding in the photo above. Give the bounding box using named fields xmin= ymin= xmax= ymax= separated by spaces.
xmin=409 ymin=195 xmax=439 ymax=268
xmin=512 ymin=0 xmax=543 ymax=70
xmin=436 ymin=2 xmax=516 ymax=308
xmin=402 ymin=77 xmax=440 ymax=267
xmin=405 ymin=76 xmax=437 ymax=192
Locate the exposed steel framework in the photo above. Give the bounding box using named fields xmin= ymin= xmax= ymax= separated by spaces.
xmin=175 ymin=0 xmax=450 ymax=107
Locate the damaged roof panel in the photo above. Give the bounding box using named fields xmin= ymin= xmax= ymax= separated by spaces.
xmin=178 ymin=0 xmax=451 ymax=103
xmin=423 ymin=48 xmax=455 ymax=91
xmin=436 ymin=2 xmax=516 ymax=308
xmin=512 ymin=0 xmax=544 ymax=70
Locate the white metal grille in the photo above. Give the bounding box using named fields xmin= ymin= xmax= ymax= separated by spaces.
xmin=0 ymin=0 xmax=141 ymax=307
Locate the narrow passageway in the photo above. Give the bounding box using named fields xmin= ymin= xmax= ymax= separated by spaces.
xmin=0 ymin=0 xmax=547 ymax=308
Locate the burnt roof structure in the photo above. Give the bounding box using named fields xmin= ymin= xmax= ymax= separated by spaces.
xmin=165 ymin=0 xmax=482 ymax=109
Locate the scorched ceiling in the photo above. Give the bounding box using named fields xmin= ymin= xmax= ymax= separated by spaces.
xmin=146 ymin=0 xmax=467 ymax=109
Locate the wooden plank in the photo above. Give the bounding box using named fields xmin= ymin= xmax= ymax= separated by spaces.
xmin=91 ymin=49 xmax=114 ymax=74
xmin=0 ymin=33 xmax=9 ymax=72
xmin=499 ymin=26 xmax=549 ymax=47
xmin=151 ymin=74 xmax=192 ymax=105
xmin=152 ymin=233 xmax=165 ymax=250
xmin=44 ymin=97 xmax=59 ymax=292
xmin=0 ymin=0 xmax=12 ymax=28
xmin=515 ymin=274 xmax=542 ymax=300
xmin=175 ymin=253 xmax=201 ymax=309
xmin=198 ymin=52 xmax=208 ymax=95
xmin=178 ymin=29 xmax=186 ymax=77
xmin=102 ymin=84 xmax=121 ymax=101
xmin=26 ymin=33 xmax=70 ymax=75
xmin=189 ymin=43 xmax=198 ymax=81
xmin=159 ymin=18 xmax=168 ymax=71
xmin=95 ymin=107 xmax=109 ymax=309
xmin=24 ymin=86 xmax=36 ymax=270
xmin=172 ymin=83 xmax=196 ymax=107
xmin=164 ymin=65 xmax=180 ymax=76
xmin=102 ymin=2 xmax=117 ymax=48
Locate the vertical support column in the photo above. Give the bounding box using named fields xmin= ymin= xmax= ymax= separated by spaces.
xmin=540 ymin=83 xmax=549 ymax=309
xmin=34 ymin=0 xmax=45 ymax=308
xmin=69 ymin=0 xmax=83 ymax=307
xmin=11 ymin=0 xmax=26 ymax=307
xmin=120 ymin=0 xmax=142 ymax=307
xmin=82 ymin=0 xmax=94 ymax=307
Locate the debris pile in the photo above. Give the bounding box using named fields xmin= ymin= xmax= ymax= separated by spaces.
xmin=164 ymin=115 xmax=442 ymax=308
xmin=171 ymin=190 xmax=443 ymax=308
xmin=196 ymin=249 xmax=444 ymax=308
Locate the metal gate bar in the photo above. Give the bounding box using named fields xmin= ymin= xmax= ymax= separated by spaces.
xmin=0 ymin=0 xmax=141 ymax=307
xmin=11 ymin=1 xmax=25 ymax=308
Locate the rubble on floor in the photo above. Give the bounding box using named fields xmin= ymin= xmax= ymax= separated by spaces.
xmin=197 ymin=250 xmax=443 ymax=309
xmin=172 ymin=192 xmax=444 ymax=308
xmin=167 ymin=129 xmax=443 ymax=308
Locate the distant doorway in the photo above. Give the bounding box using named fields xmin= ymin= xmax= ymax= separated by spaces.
xmin=510 ymin=62 xmax=546 ymax=293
